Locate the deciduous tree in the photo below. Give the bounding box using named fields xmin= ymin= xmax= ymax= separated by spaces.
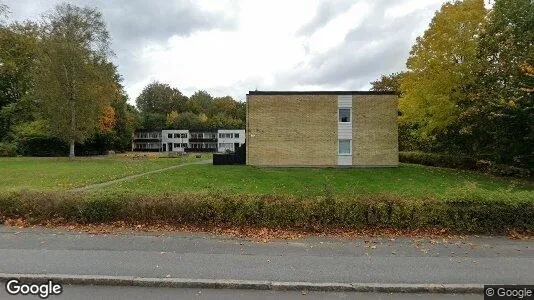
xmin=135 ymin=81 xmax=188 ymax=115
xmin=466 ymin=0 xmax=534 ymax=167
xmin=370 ymin=72 xmax=406 ymax=94
xmin=34 ymin=4 xmax=114 ymax=157
xmin=399 ymin=0 xmax=486 ymax=137
xmin=188 ymin=90 xmax=213 ymax=115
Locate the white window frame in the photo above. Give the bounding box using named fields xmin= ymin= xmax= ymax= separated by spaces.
xmin=338 ymin=139 xmax=352 ymax=156
xmin=338 ymin=108 xmax=352 ymax=124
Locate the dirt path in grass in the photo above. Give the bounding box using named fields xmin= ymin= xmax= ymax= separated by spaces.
xmin=70 ymin=159 xmax=211 ymax=192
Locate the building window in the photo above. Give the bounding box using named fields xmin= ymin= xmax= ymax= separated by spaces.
xmin=182 ymin=143 xmax=187 ymax=148
xmin=181 ymin=133 xmax=187 ymax=138
xmin=338 ymin=139 xmax=352 ymax=155
xmin=339 ymin=108 xmax=351 ymax=123
xmin=234 ymin=133 xmax=239 ymax=138
xmin=168 ymin=133 xmax=172 ymax=138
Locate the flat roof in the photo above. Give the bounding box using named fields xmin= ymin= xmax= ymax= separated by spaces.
xmin=247 ymin=90 xmax=396 ymax=96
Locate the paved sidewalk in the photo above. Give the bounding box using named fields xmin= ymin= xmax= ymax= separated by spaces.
xmin=70 ymin=159 xmax=211 ymax=192
xmin=0 ymin=226 xmax=532 ymax=286
xmin=0 ymin=285 xmax=481 ymax=300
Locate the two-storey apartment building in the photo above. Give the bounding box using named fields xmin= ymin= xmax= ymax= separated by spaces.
xmin=132 ymin=129 xmax=245 ymax=153
xmin=246 ymin=91 xmax=398 ymax=167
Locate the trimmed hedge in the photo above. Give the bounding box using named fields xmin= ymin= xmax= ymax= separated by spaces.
xmin=0 ymin=191 xmax=533 ymax=234
xmin=400 ymin=151 xmax=531 ymax=178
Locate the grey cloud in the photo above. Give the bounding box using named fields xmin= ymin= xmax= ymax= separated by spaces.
xmin=185 ymin=76 xmax=269 ymax=102
xmin=102 ymin=1 xmax=237 ymax=47
xmin=3 ymin=0 xmax=443 ymax=101
xmin=276 ymin=2 xmax=438 ymax=90
xmin=4 ymin=0 xmax=238 ymax=97
xmin=297 ymin=0 xmax=355 ymax=36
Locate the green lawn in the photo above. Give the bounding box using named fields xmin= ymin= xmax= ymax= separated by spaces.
xmin=103 ymin=163 xmax=534 ymax=200
xmin=1 ymin=155 xmax=532 ymax=200
xmin=0 ymin=153 xmax=210 ymax=190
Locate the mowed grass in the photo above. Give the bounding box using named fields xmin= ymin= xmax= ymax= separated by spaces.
xmin=1 ymin=154 xmax=532 ymax=200
xmin=0 ymin=153 xmax=210 ymax=191
xmin=104 ymin=163 xmax=534 ymax=200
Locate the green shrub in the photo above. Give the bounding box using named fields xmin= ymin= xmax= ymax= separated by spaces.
xmin=17 ymin=137 xmax=68 ymax=157
xmin=0 ymin=191 xmax=533 ymax=234
xmin=0 ymin=142 xmax=17 ymax=157
xmin=400 ymin=151 xmax=531 ymax=178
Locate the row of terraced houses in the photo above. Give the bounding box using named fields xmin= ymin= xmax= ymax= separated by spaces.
xmin=133 ymin=129 xmax=245 ymax=153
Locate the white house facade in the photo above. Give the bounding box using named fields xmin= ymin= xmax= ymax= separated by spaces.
xmin=161 ymin=130 xmax=189 ymax=152
xmin=133 ymin=129 xmax=245 ymax=153
xmin=217 ymin=129 xmax=245 ymax=153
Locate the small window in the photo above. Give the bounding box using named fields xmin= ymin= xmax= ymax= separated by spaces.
xmin=234 ymin=133 xmax=239 ymax=138
xmin=168 ymin=133 xmax=172 ymax=138
xmin=182 ymin=143 xmax=187 ymax=148
xmin=338 ymin=139 xmax=352 ymax=155
xmin=339 ymin=108 xmax=351 ymax=123
xmin=181 ymin=133 xmax=187 ymax=138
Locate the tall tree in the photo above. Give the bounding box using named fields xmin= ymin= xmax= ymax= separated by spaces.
xmin=34 ymin=4 xmax=114 ymax=157
xmin=135 ymin=81 xmax=188 ymax=115
xmin=399 ymin=0 xmax=486 ymax=137
xmin=110 ymin=95 xmax=136 ymax=151
xmin=0 ymin=22 xmax=39 ymax=139
xmin=467 ymin=0 xmax=534 ymax=166
xmin=188 ymin=90 xmax=213 ymax=115
xmin=0 ymin=4 xmax=8 ymax=24
xmin=370 ymin=72 xmax=406 ymax=94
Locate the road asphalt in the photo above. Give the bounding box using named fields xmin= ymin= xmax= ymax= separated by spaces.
xmin=0 ymin=225 xmax=532 ymax=292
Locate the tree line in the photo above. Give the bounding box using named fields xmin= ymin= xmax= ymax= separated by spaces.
xmin=371 ymin=0 xmax=533 ymax=171
xmin=0 ymin=3 xmax=245 ymax=157
xmin=0 ymin=4 xmax=136 ymax=157
xmin=135 ymin=82 xmax=245 ymax=132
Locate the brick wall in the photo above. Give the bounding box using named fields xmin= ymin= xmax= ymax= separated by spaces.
xmin=247 ymin=94 xmax=337 ymax=166
xmin=352 ymin=95 xmax=398 ymax=166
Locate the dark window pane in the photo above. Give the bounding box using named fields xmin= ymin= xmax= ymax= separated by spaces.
xmin=339 ymin=109 xmax=351 ymax=123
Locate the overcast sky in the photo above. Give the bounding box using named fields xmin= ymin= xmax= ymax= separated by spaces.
xmin=3 ymin=0 xmax=449 ymax=103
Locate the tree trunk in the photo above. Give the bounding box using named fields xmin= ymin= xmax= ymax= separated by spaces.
xmin=69 ymin=139 xmax=75 ymax=158
xmin=69 ymin=96 xmax=76 ymax=159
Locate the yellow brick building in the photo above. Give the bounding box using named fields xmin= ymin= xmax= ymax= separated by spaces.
xmin=246 ymin=91 xmax=398 ymax=167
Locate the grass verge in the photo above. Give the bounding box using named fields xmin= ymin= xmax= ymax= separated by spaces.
xmin=0 ymin=153 xmax=210 ymax=190
xmin=1 ymin=190 xmax=533 ymax=234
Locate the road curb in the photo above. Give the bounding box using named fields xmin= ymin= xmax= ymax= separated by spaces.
xmin=0 ymin=273 xmax=484 ymax=294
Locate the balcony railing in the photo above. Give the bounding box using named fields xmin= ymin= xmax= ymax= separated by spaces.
xmin=188 ymin=138 xmax=217 ymax=142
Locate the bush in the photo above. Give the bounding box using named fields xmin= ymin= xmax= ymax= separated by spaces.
xmin=0 ymin=142 xmax=17 ymax=157
xmin=400 ymin=151 xmax=531 ymax=178
xmin=0 ymin=191 xmax=533 ymax=234
xmin=17 ymin=137 xmax=68 ymax=157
